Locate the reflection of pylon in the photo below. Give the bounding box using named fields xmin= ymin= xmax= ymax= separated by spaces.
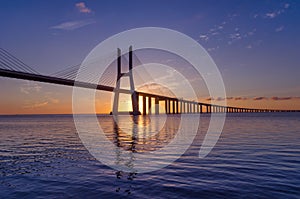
xmin=112 ymin=46 xmax=141 ymax=115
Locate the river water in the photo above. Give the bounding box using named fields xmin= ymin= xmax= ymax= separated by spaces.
xmin=0 ymin=113 xmax=299 ymax=198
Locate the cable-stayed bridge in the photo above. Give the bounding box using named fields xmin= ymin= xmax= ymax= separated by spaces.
xmin=0 ymin=47 xmax=298 ymax=115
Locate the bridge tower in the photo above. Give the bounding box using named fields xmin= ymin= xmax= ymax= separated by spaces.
xmin=112 ymin=46 xmax=141 ymax=115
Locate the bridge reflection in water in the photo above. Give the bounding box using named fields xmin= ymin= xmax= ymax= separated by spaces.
xmin=97 ymin=114 xmax=202 ymax=173
xmin=100 ymin=115 xmax=180 ymax=153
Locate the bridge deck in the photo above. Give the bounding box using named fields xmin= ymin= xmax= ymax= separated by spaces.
xmin=0 ymin=68 xmax=298 ymax=113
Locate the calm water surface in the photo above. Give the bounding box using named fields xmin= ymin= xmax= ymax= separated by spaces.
xmin=0 ymin=113 xmax=299 ymax=198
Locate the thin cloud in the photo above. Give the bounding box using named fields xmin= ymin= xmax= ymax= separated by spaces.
xmin=199 ymin=34 xmax=209 ymax=41
xmin=253 ymin=97 xmax=268 ymax=100
xmin=50 ymin=19 xmax=95 ymax=31
xmin=271 ymin=96 xmax=292 ymax=100
xmin=198 ymin=19 xmax=227 ymax=45
xmin=205 ymin=96 xmax=300 ymax=102
xmin=49 ymin=98 xmax=59 ymax=104
xmin=206 ymin=97 xmax=243 ymax=101
xmin=234 ymin=97 xmax=248 ymax=100
xmin=247 ymin=28 xmax=256 ymax=36
xmin=265 ymin=12 xmax=277 ymax=19
xmin=215 ymin=97 xmax=226 ymax=101
xmin=206 ymin=97 xmax=226 ymax=101
xmin=22 ymin=96 xmax=59 ymax=109
xmin=207 ymin=46 xmax=219 ymax=52
xmin=137 ymin=83 xmax=175 ymax=98
xmin=284 ymin=3 xmax=290 ymax=9
xmin=275 ymin=26 xmax=284 ymax=32
xmin=228 ymin=13 xmax=238 ymax=21
xmin=23 ymin=101 xmax=48 ymax=109
xmin=264 ymin=4 xmax=289 ymax=19
xmin=20 ymin=82 xmax=41 ymax=94
xmin=75 ymin=2 xmax=92 ymax=13
xmin=208 ymin=97 xmax=248 ymax=101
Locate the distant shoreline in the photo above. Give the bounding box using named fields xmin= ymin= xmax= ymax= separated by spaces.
xmin=0 ymin=112 xmax=299 ymax=117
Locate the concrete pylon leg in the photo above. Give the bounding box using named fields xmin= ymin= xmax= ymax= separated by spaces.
xmin=112 ymin=48 xmax=121 ymax=115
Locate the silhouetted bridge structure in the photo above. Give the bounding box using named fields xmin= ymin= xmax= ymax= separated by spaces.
xmin=0 ymin=47 xmax=298 ymax=115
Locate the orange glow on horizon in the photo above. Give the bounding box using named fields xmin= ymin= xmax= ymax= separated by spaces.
xmin=0 ymin=79 xmax=299 ymax=115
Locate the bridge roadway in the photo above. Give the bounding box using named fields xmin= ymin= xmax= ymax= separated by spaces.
xmin=1 ymin=68 xmax=298 ymax=115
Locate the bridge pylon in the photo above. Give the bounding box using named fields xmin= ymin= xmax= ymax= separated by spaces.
xmin=111 ymin=46 xmax=141 ymax=116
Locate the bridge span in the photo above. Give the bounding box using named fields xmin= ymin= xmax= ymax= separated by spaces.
xmin=0 ymin=47 xmax=298 ymax=115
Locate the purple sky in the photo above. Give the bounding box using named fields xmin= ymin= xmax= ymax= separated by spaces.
xmin=0 ymin=0 xmax=299 ymax=113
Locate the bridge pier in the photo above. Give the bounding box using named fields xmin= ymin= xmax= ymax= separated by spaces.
xmin=186 ymin=102 xmax=189 ymax=113
xmin=173 ymin=100 xmax=176 ymax=114
xmin=142 ymin=95 xmax=146 ymax=115
xmin=155 ymin=97 xmax=159 ymax=114
xmin=148 ymin=96 xmax=152 ymax=114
